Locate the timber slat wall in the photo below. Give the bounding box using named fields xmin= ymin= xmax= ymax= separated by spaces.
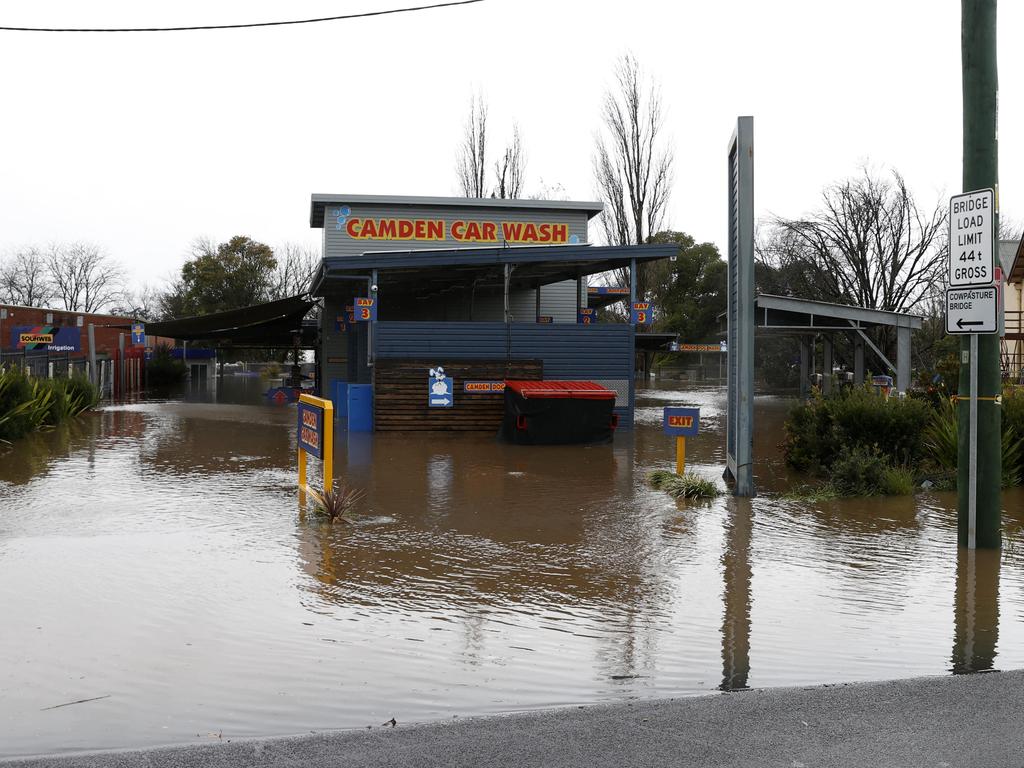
xmin=375 ymin=322 xmax=635 ymax=428
xmin=375 ymin=358 xmax=542 ymax=432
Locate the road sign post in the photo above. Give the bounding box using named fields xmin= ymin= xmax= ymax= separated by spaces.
xmin=957 ymin=0 xmax=1000 ymax=551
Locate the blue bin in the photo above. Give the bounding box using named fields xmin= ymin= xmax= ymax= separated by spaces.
xmin=348 ymin=384 xmax=373 ymax=432
xmin=331 ymin=380 xmax=349 ymax=419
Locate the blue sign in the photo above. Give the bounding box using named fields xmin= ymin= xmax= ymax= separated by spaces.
xmin=578 ymin=308 xmax=597 ymax=324
xmin=354 ymin=297 xmax=377 ymax=322
xmin=428 ymin=366 xmax=453 ymax=408
xmin=631 ymin=302 xmax=653 ymax=325
xmin=588 ymin=286 xmax=630 ymax=296
xmin=11 ymin=325 xmax=81 ymax=352
xmin=131 ymin=322 xmax=145 ymax=346
xmin=297 ymin=401 xmax=324 ymax=459
xmin=663 ymin=406 xmax=700 ymax=437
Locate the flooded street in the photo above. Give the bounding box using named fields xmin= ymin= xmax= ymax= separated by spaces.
xmin=2 ymin=380 xmax=1024 ymax=758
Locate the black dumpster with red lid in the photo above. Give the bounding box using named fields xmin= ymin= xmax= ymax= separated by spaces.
xmin=499 ymin=380 xmax=618 ymax=445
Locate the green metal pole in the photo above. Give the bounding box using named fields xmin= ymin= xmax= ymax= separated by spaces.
xmin=958 ymin=0 xmax=1001 ymax=548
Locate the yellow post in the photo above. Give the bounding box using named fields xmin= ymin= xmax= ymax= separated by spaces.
xmin=298 ymin=393 xmax=334 ymax=492
xmin=323 ymin=399 xmax=334 ymax=491
xmin=676 ymin=435 xmax=686 ymax=476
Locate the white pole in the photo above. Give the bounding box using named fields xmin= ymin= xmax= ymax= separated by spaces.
xmin=968 ymin=332 xmax=979 ymax=550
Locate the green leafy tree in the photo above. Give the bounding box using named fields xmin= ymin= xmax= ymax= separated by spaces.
xmin=647 ymin=231 xmax=725 ymax=341
xmin=163 ymin=236 xmax=277 ymax=319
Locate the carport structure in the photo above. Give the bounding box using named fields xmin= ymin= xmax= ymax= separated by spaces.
xmin=754 ymin=294 xmax=923 ymax=397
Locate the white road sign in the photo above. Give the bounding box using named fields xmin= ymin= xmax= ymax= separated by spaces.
xmin=948 ymin=188 xmax=994 ymax=287
xmin=946 ymin=286 xmax=998 ymax=334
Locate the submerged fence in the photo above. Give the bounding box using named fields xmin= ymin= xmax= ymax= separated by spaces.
xmin=0 ymin=348 xmax=143 ymax=399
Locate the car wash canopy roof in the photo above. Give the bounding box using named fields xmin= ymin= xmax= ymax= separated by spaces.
xmin=309 ymin=243 xmax=678 ymax=297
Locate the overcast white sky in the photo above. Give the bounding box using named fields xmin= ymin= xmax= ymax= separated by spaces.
xmin=0 ymin=0 xmax=1020 ymax=291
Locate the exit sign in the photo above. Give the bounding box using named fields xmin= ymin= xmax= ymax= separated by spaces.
xmin=663 ymin=406 xmax=700 ymax=437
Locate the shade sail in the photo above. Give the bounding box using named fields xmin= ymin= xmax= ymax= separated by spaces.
xmin=144 ymin=295 xmax=317 ymax=346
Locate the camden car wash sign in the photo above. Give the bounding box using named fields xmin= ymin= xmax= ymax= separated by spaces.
xmin=12 ymin=325 xmax=81 ymax=352
xmin=329 ymin=205 xmax=581 ymax=246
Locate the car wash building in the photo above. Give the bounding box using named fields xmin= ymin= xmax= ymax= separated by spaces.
xmin=308 ymin=194 xmax=674 ymax=433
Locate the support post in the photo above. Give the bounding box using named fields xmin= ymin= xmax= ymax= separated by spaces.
xmin=676 ymin=436 xmax=686 ymax=475
xmin=854 ymin=337 xmax=865 ymax=385
xmin=535 ymin=281 xmax=542 ymax=321
xmin=87 ymin=324 xmax=98 ymax=390
xmin=896 ymin=325 xmax=912 ymax=394
xmin=822 ymin=336 xmax=834 ymax=395
xmin=799 ymin=338 xmax=810 ymax=400
xmin=958 ymin=0 xmax=1000 ymax=549
xmin=118 ymin=333 xmax=125 ymax=398
xmin=503 ymin=264 xmax=511 ymax=324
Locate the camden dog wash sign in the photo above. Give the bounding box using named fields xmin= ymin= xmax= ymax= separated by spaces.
xmin=342 ymin=216 xmax=571 ymax=245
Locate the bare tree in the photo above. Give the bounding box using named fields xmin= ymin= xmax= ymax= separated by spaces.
xmin=109 ymin=285 xmax=162 ymax=320
xmin=273 ymin=243 xmax=320 ymax=298
xmin=593 ymin=53 xmax=674 ymax=298
xmin=493 ymin=124 xmax=526 ymax=199
xmin=763 ymin=168 xmax=948 ymax=315
xmin=456 ymin=93 xmax=488 ymax=198
xmin=0 ymin=246 xmax=53 ymax=307
xmin=45 ymin=242 xmax=127 ymax=313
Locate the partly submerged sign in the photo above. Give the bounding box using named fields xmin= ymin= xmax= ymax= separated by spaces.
xmin=663 ymin=406 xmax=700 ymax=437
xmin=11 ymin=325 xmax=81 ymax=352
xmin=297 ymin=399 xmax=325 ymax=459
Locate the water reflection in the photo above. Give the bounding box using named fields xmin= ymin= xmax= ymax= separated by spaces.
xmin=720 ymin=499 xmax=752 ymax=691
xmin=952 ymin=547 xmax=1000 ymax=674
xmin=3 ymin=381 xmax=1024 ymax=758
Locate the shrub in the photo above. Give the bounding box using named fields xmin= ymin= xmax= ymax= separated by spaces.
xmin=146 ymin=343 xmax=187 ymax=387
xmin=309 ymin=481 xmax=365 ymax=523
xmin=784 ymin=386 xmax=932 ymax=473
xmin=830 ymin=445 xmax=888 ymax=496
xmin=923 ymin=393 xmax=1024 ymax=488
xmin=0 ymin=368 xmax=36 ymax=441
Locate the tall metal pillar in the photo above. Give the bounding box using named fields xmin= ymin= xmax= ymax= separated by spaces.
xmin=535 ymin=281 xmax=542 ymax=321
xmin=853 ymin=337 xmax=865 ymax=385
xmin=958 ymin=0 xmax=1000 ymax=548
xmin=87 ymin=324 xmax=98 ymax=390
xmin=822 ymin=336 xmax=834 ymax=395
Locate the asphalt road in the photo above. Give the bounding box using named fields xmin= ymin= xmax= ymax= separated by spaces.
xmin=7 ymin=671 xmax=1024 ymax=768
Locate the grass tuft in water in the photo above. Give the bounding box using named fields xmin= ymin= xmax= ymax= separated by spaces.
xmin=647 ymin=470 xmax=720 ymax=499
xmin=308 ymin=481 xmax=365 ymax=524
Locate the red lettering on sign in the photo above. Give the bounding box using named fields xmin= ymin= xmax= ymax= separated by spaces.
xmin=377 ymin=219 xmax=397 ymax=239
xmin=451 ymin=220 xmax=466 ymax=239
xmin=551 ymin=223 xmax=568 ymax=242
xmin=356 ymin=298 xmax=374 ymax=307
xmin=502 ymin=221 xmax=523 ymax=241
xmin=482 ymin=221 xmax=497 ymax=240
xmin=346 ymin=218 xmax=361 ymax=237
xmin=398 ymin=219 xmax=414 ymax=239
xmin=668 ymin=416 xmax=693 ymax=428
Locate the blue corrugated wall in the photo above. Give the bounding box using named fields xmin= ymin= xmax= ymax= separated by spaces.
xmin=374 ymin=322 xmax=635 ymax=428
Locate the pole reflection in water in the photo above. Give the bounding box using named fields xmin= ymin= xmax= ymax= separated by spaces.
xmin=720 ymin=498 xmax=752 ymax=691
xmin=952 ymin=546 xmax=1000 ymax=674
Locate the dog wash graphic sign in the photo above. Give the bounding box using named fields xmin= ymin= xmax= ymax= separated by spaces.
xmin=11 ymin=325 xmax=81 ymax=352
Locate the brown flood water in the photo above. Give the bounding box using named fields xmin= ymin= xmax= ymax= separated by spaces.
xmin=1 ymin=378 xmax=1023 ymax=758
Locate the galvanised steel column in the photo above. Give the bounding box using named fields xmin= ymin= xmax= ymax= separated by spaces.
xmin=958 ymin=0 xmax=1001 ymax=548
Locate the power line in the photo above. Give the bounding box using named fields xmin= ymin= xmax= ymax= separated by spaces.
xmin=0 ymin=0 xmax=484 ymax=32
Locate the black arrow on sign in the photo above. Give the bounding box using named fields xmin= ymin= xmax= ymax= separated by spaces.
xmin=957 ymin=318 xmax=985 ymax=329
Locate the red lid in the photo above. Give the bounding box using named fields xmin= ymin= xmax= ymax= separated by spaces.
xmin=504 ymin=380 xmax=616 ymax=400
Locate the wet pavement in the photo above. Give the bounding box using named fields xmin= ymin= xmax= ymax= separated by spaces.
xmin=1 ymin=378 xmax=1022 ymax=758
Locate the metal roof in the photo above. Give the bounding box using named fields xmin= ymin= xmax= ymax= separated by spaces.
xmin=1004 ymin=237 xmax=1024 ymax=284
xmin=310 ymin=244 xmax=676 ymax=297
xmin=754 ymin=293 xmax=923 ymax=332
xmin=310 ymin=193 xmax=604 ymax=228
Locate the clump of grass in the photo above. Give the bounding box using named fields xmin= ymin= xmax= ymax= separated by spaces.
xmin=879 ymin=465 xmax=915 ymax=496
xmin=308 ymin=481 xmax=365 ymax=524
xmin=782 ymin=483 xmax=841 ymax=502
xmin=647 ymin=470 xmax=719 ymax=499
